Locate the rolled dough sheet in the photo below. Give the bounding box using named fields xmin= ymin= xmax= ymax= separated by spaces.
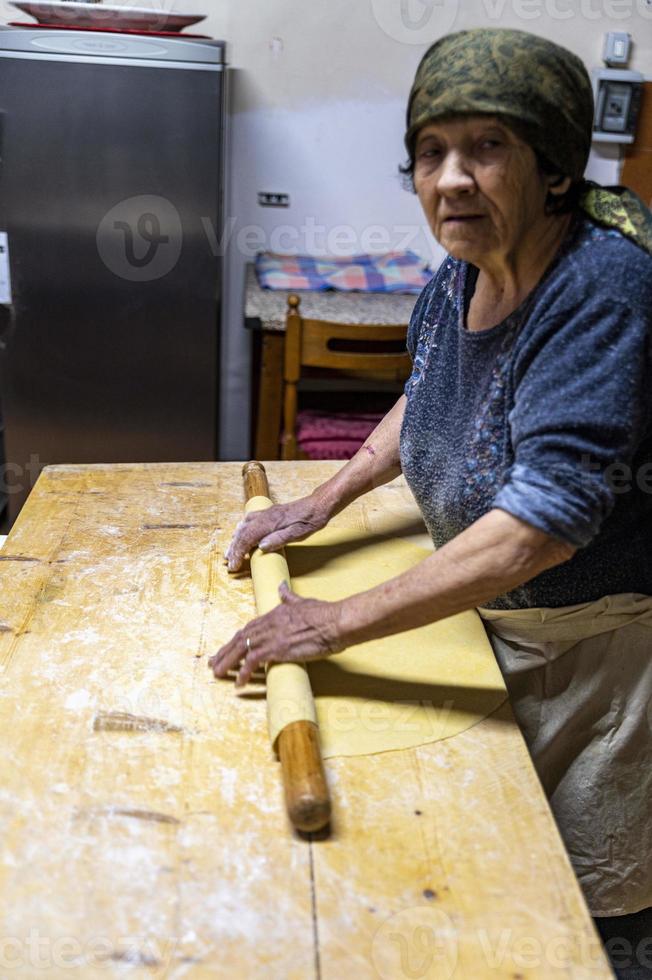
xmin=245 ymin=497 xmax=506 ymax=759
xmin=286 ymin=525 xmax=507 ymax=759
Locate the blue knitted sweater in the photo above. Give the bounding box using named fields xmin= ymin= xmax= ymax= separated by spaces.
xmin=400 ymin=215 xmax=652 ymax=609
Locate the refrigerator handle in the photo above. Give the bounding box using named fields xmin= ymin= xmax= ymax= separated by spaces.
xmin=0 ymin=118 xmax=12 ymax=322
xmin=0 ymin=307 xmax=14 ymax=351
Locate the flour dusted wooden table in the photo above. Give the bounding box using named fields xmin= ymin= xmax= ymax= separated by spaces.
xmin=0 ymin=462 xmax=611 ymax=979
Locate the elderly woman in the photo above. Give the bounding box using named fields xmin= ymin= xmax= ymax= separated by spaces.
xmin=211 ymin=29 xmax=652 ymax=945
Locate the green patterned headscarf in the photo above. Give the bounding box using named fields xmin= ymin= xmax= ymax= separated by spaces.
xmin=406 ymin=28 xmax=652 ymax=255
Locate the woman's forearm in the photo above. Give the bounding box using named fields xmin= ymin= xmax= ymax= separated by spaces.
xmin=213 ymin=506 xmax=578 ymax=685
xmin=338 ymin=507 xmax=576 ymax=645
xmin=311 ymin=394 xmax=406 ymax=519
xmin=224 ymin=396 xmax=406 ymax=571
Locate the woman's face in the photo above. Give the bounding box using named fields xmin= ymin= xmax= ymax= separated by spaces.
xmin=413 ymin=116 xmax=555 ymax=267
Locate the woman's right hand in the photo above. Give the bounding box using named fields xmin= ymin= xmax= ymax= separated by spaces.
xmin=224 ymin=494 xmax=331 ymax=572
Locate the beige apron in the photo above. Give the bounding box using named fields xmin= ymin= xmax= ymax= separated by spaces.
xmin=478 ymin=593 xmax=652 ymax=917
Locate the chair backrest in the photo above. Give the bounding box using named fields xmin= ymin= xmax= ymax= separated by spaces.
xmin=281 ymin=293 xmax=411 ymax=459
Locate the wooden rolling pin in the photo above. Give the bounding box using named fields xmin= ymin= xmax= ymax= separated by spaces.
xmin=242 ymin=461 xmax=331 ymax=834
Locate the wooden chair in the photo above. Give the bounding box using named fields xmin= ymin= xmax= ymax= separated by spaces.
xmin=281 ymin=294 xmax=411 ymax=460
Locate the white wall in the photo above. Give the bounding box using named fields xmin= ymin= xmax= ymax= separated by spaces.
xmin=2 ymin=0 xmax=650 ymax=458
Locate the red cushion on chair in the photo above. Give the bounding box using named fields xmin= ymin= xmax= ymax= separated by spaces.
xmin=295 ymin=410 xmax=383 ymax=460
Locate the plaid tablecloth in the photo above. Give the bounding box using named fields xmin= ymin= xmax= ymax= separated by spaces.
xmin=255 ymin=251 xmax=431 ymax=294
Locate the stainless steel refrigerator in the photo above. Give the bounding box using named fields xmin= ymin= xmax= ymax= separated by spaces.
xmin=0 ymin=27 xmax=226 ymax=522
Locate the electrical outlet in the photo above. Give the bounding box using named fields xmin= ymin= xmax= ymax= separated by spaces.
xmin=258 ymin=192 xmax=290 ymax=208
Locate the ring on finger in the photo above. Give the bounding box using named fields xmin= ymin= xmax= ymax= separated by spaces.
xmin=245 ymin=636 xmax=252 ymax=654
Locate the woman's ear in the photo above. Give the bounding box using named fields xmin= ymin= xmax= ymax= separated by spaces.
xmin=547 ymin=174 xmax=572 ymax=197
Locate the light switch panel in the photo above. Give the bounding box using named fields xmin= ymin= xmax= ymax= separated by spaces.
xmin=603 ymin=32 xmax=631 ymax=67
xmin=0 ymin=233 xmax=12 ymax=305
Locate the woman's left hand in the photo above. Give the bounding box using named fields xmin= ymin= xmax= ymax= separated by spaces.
xmin=208 ymin=582 xmax=344 ymax=687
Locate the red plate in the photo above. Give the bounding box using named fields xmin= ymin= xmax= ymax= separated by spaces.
xmin=10 ymin=1 xmax=206 ymax=33
xmin=9 ymin=20 xmax=211 ymax=37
